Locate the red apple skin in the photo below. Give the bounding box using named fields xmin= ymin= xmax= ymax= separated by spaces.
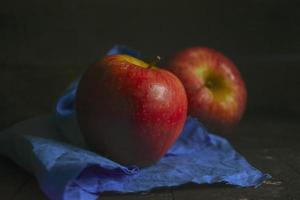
xmin=167 ymin=47 xmax=247 ymax=132
xmin=76 ymin=54 xmax=187 ymax=167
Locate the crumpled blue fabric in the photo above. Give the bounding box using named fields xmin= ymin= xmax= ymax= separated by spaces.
xmin=0 ymin=45 xmax=271 ymax=200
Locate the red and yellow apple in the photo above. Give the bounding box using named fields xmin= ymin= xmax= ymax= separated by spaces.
xmin=167 ymin=47 xmax=247 ymax=132
xmin=76 ymin=54 xmax=187 ymax=166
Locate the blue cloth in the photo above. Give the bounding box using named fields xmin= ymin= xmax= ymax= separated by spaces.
xmin=0 ymin=45 xmax=270 ymax=200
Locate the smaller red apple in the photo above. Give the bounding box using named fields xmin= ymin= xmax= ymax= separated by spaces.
xmin=167 ymin=47 xmax=247 ymax=132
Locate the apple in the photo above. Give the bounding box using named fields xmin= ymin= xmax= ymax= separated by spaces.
xmin=76 ymin=54 xmax=187 ymax=167
xmin=167 ymin=47 xmax=247 ymax=132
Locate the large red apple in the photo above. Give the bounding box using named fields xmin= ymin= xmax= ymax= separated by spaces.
xmin=76 ymin=54 xmax=187 ymax=167
xmin=167 ymin=47 xmax=247 ymax=132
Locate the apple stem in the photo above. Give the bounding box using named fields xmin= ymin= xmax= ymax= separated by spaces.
xmin=148 ymin=56 xmax=161 ymax=68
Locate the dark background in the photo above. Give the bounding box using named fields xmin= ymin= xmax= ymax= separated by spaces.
xmin=0 ymin=0 xmax=300 ymax=199
xmin=1 ymin=0 xmax=299 ymax=128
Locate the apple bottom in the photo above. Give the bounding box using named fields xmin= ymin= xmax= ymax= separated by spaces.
xmin=189 ymin=86 xmax=244 ymax=133
xmin=77 ymin=113 xmax=185 ymax=167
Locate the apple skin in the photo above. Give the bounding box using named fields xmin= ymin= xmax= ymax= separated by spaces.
xmin=167 ymin=47 xmax=247 ymax=132
xmin=76 ymin=54 xmax=187 ymax=167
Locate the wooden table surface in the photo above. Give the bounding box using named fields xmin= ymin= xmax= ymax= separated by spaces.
xmin=1 ymin=113 xmax=299 ymax=200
